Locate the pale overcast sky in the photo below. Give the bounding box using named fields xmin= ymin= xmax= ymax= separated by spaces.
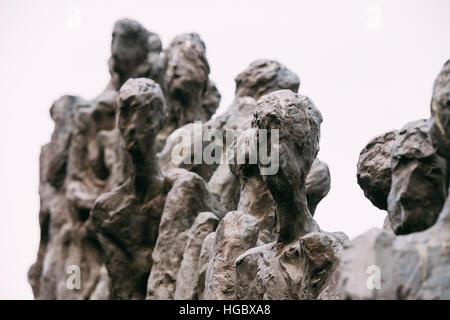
xmin=1 ymin=0 xmax=449 ymax=299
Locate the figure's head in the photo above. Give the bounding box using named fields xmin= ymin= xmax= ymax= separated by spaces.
xmin=118 ymin=78 xmax=167 ymax=155
xmin=388 ymin=119 xmax=447 ymax=235
xmin=110 ymin=19 xmax=162 ymax=85
xmin=356 ymin=130 xmax=397 ymax=211
xmin=252 ymin=90 xmax=322 ymax=202
xmin=164 ymin=33 xmax=209 ymax=108
xmin=235 ymin=60 xmax=300 ymax=100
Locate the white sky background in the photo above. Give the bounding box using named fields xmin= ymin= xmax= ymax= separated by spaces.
xmin=0 ymin=0 xmax=449 ymax=299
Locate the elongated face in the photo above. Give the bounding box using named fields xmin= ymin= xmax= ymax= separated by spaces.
xmin=110 ymin=19 xmax=150 ymax=78
xmin=118 ymin=78 xmax=167 ymax=154
xmin=252 ymin=90 xmax=322 ymax=202
xmin=164 ymin=33 xmax=209 ymax=107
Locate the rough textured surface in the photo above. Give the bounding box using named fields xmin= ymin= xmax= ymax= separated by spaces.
xmin=253 ymin=90 xmax=322 ymax=244
xmin=201 ymin=96 xmax=335 ymax=299
xmin=91 ymin=78 xmax=168 ymax=299
xmin=108 ymin=19 xmax=164 ymax=90
xmin=339 ymin=198 xmax=450 ymax=299
xmin=197 ymin=232 xmax=216 ymax=300
xmin=430 ymin=60 xmax=450 ymax=159
xmin=357 ymin=130 xmax=397 ymax=211
xmin=235 ymin=242 xmax=288 ymax=299
xmin=388 ymin=119 xmax=447 ymax=234
xmin=29 ymin=19 xmax=222 ymax=300
xmin=339 ymin=59 xmax=450 ymax=299
xmin=27 ymin=89 xmax=124 ymax=299
xmin=146 ymin=169 xmax=224 ymax=300
xmin=357 ymin=117 xmax=448 ymax=235
xmin=207 ymin=162 xmax=241 ymax=212
xmin=205 ymin=211 xmax=259 ymax=300
xmin=306 ymin=158 xmax=331 ymax=215
xmin=235 ymin=90 xmax=346 ymax=300
xmin=158 ymin=59 xmax=328 ymax=215
xmin=228 ymin=122 xmax=278 ymax=245
xmin=156 ymin=33 xmax=220 ymax=150
xmin=235 ymin=230 xmax=347 ymax=300
xmin=175 ymin=212 xmax=219 ymax=300
xmin=235 ymin=60 xmax=300 ymax=100
xmin=157 ymin=97 xmax=257 ymax=182
xmin=299 ymin=231 xmax=347 ymax=299
xmin=28 ymin=17 xmax=425 ymax=302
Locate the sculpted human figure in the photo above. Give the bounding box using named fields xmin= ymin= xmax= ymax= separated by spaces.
xmin=28 ymin=18 xmax=167 ymax=300
xmin=253 ymin=90 xmax=322 ymax=245
xmin=91 ymin=78 xmax=168 ymax=299
xmin=108 ymin=19 xmax=164 ymax=90
xmin=162 ymin=60 xmax=331 ymax=300
xmin=234 ymin=90 xmax=347 ymax=300
xmin=339 ymin=60 xmax=450 ymax=299
xmin=30 ymin=17 xmax=226 ymax=300
xmin=202 ymin=128 xmax=278 ymax=300
xmin=159 ymin=59 xmax=330 ymax=214
xmin=356 ymin=63 xmax=448 ymax=236
xmin=156 ymin=33 xmax=220 ymax=149
xmin=28 ymin=95 xmax=108 ymax=299
xmin=90 ymin=76 xmax=225 ymax=300
xmin=30 ymin=18 xmax=345 ymax=301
